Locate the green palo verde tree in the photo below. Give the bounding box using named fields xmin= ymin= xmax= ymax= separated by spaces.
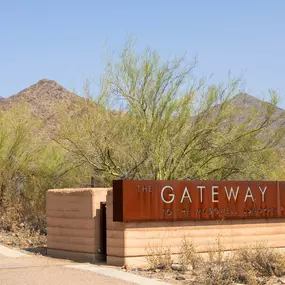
xmin=55 ymin=42 xmax=285 ymax=185
xmin=0 ymin=104 xmax=39 ymax=208
xmin=0 ymin=103 xmax=86 ymax=231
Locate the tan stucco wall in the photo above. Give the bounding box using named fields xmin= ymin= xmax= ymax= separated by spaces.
xmin=106 ymin=190 xmax=126 ymax=266
xmin=47 ymin=188 xmax=110 ymax=262
xmin=46 ymin=188 xmax=285 ymax=267
xmin=106 ymin=191 xmax=285 ymax=267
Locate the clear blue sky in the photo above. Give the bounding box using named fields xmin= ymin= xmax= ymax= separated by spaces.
xmin=1 ymin=0 xmax=285 ymax=106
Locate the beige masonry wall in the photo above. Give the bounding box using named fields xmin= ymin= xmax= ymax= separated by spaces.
xmin=46 ymin=188 xmax=285 ymax=267
xmin=106 ymin=190 xmax=126 ymax=266
xmin=47 ymin=188 xmax=110 ymax=262
xmin=106 ymin=191 xmax=285 ymax=267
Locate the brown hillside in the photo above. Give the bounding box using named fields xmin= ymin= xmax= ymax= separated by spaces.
xmin=209 ymin=93 xmax=285 ymax=148
xmin=1 ymin=79 xmax=285 ymax=147
xmin=228 ymin=93 xmax=285 ymax=138
xmin=0 ymin=79 xmax=83 ymax=120
xmin=0 ymin=79 xmax=88 ymax=136
xmin=210 ymin=92 xmax=285 ymax=124
xmin=228 ymin=93 xmax=285 ymax=123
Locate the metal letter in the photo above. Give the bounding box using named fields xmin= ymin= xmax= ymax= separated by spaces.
xmin=161 ymin=186 xmax=175 ymax=204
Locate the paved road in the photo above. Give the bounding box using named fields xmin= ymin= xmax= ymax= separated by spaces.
xmin=0 ymin=245 xmax=170 ymax=285
xmin=0 ymin=245 xmax=133 ymax=285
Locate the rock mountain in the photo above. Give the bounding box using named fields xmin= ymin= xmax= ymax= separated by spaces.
xmin=1 ymin=79 xmax=284 ymax=146
xmin=0 ymin=79 xmax=83 ymax=123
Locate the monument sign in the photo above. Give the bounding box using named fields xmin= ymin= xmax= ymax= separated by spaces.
xmin=113 ymin=180 xmax=285 ymax=222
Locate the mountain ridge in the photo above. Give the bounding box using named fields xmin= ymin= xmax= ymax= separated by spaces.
xmin=1 ymin=79 xmax=284 ymax=145
xmin=1 ymin=79 xmax=81 ymax=106
xmin=2 ymin=79 xmax=283 ymax=111
xmin=0 ymin=79 xmax=86 ymax=135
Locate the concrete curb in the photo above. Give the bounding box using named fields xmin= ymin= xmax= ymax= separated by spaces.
xmin=65 ymin=264 xmax=172 ymax=285
xmin=0 ymin=245 xmax=28 ymax=258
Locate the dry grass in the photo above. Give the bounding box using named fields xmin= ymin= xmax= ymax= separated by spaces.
xmin=145 ymin=242 xmax=172 ymax=269
xmin=145 ymin=237 xmax=285 ymax=284
xmin=178 ymin=237 xmax=201 ymax=270
xmin=0 ymin=205 xmax=46 ymax=250
xmin=0 ymin=228 xmax=46 ymax=249
xmin=194 ymin=240 xmax=285 ymax=285
xmin=194 ymin=237 xmax=235 ymax=285
xmin=234 ymin=244 xmax=285 ymax=277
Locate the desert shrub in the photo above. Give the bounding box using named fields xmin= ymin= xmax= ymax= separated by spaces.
xmin=207 ymin=236 xmax=225 ymax=265
xmin=232 ymin=264 xmax=258 ymax=285
xmin=0 ymin=206 xmax=22 ymax=232
xmin=195 ymin=238 xmax=258 ymax=285
xmin=145 ymin=236 xmax=285 ymax=284
xmin=198 ymin=242 xmax=285 ymax=284
xmin=179 ymin=237 xmax=201 ymax=269
xmin=195 ymin=237 xmax=234 ymax=285
xmin=197 ymin=262 xmax=234 ymax=285
xmin=0 ymin=104 xmax=90 ymax=237
xmin=145 ymin=242 xmax=172 ymax=269
xmin=234 ymin=244 xmax=285 ymax=277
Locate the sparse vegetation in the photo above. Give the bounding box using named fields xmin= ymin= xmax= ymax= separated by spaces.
xmin=178 ymin=237 xmax=201 ymax=270
xmin=145 ymin=242 xmax=172 ymax=269
xmin=0 ymin=41 xmax=285 ymax=264
xmin=144 ymin=239 xmax=285 ymax=284
xmin=0 ymin=97 xmax=90 ymax=237
xmin=234 ymin=244 xmax=285 ymax=278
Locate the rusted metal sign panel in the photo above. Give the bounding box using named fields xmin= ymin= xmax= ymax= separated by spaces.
xmin=113 ymin=180 xmax=285 ymax=222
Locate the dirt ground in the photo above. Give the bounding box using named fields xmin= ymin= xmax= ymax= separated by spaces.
xmin=2 ymin=230 xmax=285 ymax=285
